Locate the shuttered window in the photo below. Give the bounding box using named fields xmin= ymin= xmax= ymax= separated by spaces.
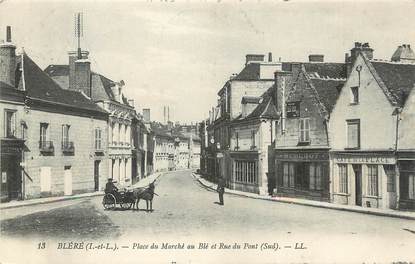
xmin=338 ymin=164 xmax=348 ymax=193
xmin=367 ymin=165 xmax=378 ymax=196
xmin=347 ymin=120 xmax=360 ymax=149
xmin=299 ymin=118 xmax=310 ymax=142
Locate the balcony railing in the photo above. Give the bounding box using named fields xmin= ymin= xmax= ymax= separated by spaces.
xmin=62 ymin=141 xmax=75 ymax=153
xmin=39 ymin=141 xmax=54 ymax=153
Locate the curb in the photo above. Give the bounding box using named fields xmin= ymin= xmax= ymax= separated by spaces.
xmin=0 ymin=192 xmax=104 ymax=210
xmin=192 ymin=173 xmax=415 ymax=221
xmin=0 ymin=173 xmax=165 ymax=211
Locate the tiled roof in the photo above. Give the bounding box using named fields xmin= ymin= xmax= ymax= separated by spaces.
xmin=309 ymin=78 xmax=345 ymax=113
xmin=233 ymin=63 xmax=261 ymax=80
xmin=303 ymin=63 xmax=347 ymax=79
xmin=370 ymin=61 xmax=415 ymax=106
xmin=22 ymin=54 xmax=107 ymax=114
xmin=232 ymin=86 xmax=278 ymax=124
xmin=246 ymin=86 xmax=278 ymax=119
xmin=44 ymin=64 xmax=131 ymax=105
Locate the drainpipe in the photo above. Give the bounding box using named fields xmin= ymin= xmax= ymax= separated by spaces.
xmin=394 ymin=107 xmax=402 ymax=209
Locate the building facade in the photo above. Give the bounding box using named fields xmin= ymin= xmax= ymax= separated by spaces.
xmin=45 ymin=50 xmax=135 ymax=186
xmin=329 ymin=43 xmax=415 ymax=210
xmin=1 ymin=27 xmax=109 ymax=201
xmin=274 ymin=59 xmax=346 ymax=201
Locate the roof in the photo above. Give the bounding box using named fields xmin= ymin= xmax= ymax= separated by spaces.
xmin=233 ymin=63 xmax=261 ymax=81
xmin=370 ymin=61 xmax=415 ymax=106
xmin=44 ymin=64 xmax=132 ymax=106
xmin=232 ymin=86 xmax=278 ymax=124
xmin=308 ymin=78 xmax=345 ymax=113
xmin=303 ymin=63 xmax=347 ymax=79
xmin=22 ymin=54 xmax=107 ymax=114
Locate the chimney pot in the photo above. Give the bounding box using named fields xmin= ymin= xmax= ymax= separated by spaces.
xmin=6 ymin=26 xmax=11 ymax=42
xmin=268 ymin=52 xmax=272 ymax=62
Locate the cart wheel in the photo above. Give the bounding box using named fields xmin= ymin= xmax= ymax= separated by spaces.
xmin=120 ymin=202 xmax=133 ymax=210
xmin=103 ymin=194 xmax=116 ymax=210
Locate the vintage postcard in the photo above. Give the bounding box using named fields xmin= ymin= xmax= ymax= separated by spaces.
xmin=0 ymin=0 xmax=414 ymax=263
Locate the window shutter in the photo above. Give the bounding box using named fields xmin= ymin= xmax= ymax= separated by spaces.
xmin=305 ymin=119 xmax=310 ymax=141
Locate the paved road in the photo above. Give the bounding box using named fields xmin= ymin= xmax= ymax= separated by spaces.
xmin=1 ymin=170 xmax=415 ymax=262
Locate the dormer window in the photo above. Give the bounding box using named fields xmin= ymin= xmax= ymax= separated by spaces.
xmin=350 ymin=86 xmax=359 ymax=104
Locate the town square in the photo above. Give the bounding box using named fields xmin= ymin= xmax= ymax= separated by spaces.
xmin=1 ymin=1 xmax=415 ymax=263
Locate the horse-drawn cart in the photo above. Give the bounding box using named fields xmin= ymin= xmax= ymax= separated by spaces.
xmin=102 ymin=189 xmax=135 ymax=210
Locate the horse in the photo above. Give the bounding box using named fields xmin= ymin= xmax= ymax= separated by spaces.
xmin=132 ymin=181 xmax=156 ymax=212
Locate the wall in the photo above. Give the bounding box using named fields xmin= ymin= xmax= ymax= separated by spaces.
xmin=230 ymin=123 xmax=260 ymax=151
xmin=276 ymin=72 xmax=329 ymax=148
xmin=398 ymin=88 xmax=415 ymax=150
xmin=21 ymin=107 xmax=108 ymax=198
xmin=230 ymin=81 xmax=274 ymax=119
xmin=329 ymin=55 xmax=397 ymax=150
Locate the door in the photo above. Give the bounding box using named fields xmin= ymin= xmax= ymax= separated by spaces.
xmin=353 ymin=164 xmax=362 ymax=206
xmin=64 ymin=166 xmax=72 ymax=196
xmin=94 ymin=160 xmax=100 ymax=191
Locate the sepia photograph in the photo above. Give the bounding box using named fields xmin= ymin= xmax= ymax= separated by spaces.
xmin=0 ymin=0 xmax=414 ymax=263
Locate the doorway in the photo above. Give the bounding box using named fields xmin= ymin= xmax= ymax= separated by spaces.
xmin=94 ymin=160 xmax=100 ymax=191
xmin=353 ymin=164 xmax=362 ymax=206
xmin=64 ymin=166 xmax=72 ymax=196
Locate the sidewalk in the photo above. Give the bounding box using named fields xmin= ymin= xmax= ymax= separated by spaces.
xmin=0 ymin=172 xmax=163 ymax=210
xmin=192 ymin=173 xmax=415 ymax=220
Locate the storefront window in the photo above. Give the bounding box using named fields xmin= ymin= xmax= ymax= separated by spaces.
xmin=367 ymin=165 xmax=378 ymax=196
xmin=338 ymin=164 xmax=348 ymax=193
xmin=283 ymin=162 xmax=295 ymax=188
xmin=310 ymin=163 xmax=323 ymax=190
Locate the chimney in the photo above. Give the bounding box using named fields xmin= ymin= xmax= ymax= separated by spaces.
xmin=111 ymin=82 xmax=123 ymax=102
xmin=68 ymin=50 xmax=89 ymax=91
xmin=143 ymin=108 xmax=150 ymax=123
xmin=245 ymin=54 xmax=265 ymax=65
xmin=308 ymin=54 xmax=324 ymax=62
xmin=0 ymin=26 xmax=17 ymax=86
xmin=274 ymin=70 xmax=293 ymax=114
xmin=391 ymin=44 xmax=415 ymax=63
xmin=348 ymin=42 xmax=374 ymax=75
xmin=74 ymin=58 xmax=91 ymax=97
xmin=128 ymin=99 xmax=134 ymax=108
xmin=268 ymin=52 xmax=273 ymax=62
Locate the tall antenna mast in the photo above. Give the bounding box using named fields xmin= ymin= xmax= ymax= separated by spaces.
xmin=74 ymin=12 xmax=83 ymax=59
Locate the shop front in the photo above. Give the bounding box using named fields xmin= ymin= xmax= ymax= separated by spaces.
xmin=229 ymin=151 xmax=262 ymax=194
xmin=275 ymin=150 xmax=330 ymax=201
xmin=397 ymin=151 xmax=415 ymax=210
xmin=330 ymin=151 xmax=397 ymax=209
xmin=1 ymin=138 xmax=24 ymax=202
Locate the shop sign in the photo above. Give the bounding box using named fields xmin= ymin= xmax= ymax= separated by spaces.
xmin=333 ymin=153 xmax=395 ymax=164
xmin=275 ymin=152 xmax=329 ymax=161
xmin=216 ymin=153 xmax=224 ymax=158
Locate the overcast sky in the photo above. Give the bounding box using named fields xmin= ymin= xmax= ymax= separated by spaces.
xmin=1 ymin=0 xmax=414 ymax=123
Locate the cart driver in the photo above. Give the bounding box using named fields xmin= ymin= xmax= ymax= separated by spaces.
xmin=105 ymin=178 xmax=119 ymax=198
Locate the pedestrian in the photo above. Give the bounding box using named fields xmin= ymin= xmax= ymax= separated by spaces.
xmin=217 ymin=177 xmax=225 ymax=205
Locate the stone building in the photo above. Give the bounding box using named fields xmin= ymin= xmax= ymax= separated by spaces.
xmin=228 ymin=88 xmax=279 ymax=195
xmin=329 ymin=43 xmax=415 ymax=210
xmin=0 ymin=27 xmax=108 ymax=201
xmin=273 ymin=58 xmax=346 ymax=201
xmin=45 ymin=50 xmax=135 ymax=186
xmin=206 ymin=53 xmax=281 ymax=184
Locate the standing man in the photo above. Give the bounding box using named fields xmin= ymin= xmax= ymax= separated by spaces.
xmin=217 ymin=177 xmax=225 ymax=205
